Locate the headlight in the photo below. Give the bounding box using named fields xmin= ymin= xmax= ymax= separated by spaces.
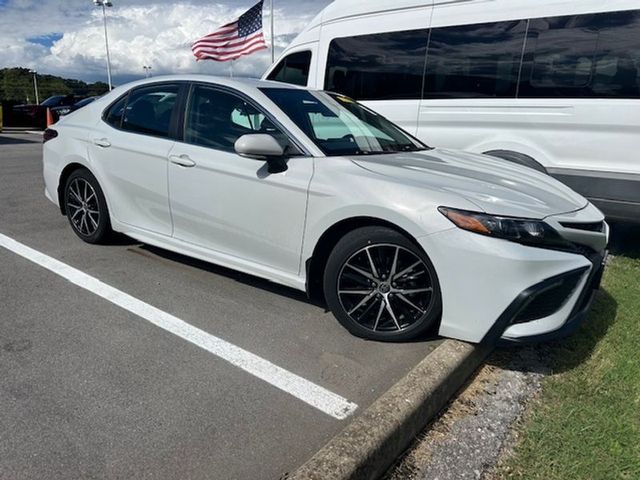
xmin=58 ymin=108 xmax=71 ymax=115
xmin=439 ymin=207 xmax=571 ymax=249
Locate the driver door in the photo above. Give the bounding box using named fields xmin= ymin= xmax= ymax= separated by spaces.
xmin=167 ymin=84 xmax=314 ymax=276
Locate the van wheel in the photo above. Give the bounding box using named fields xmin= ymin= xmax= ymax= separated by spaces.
xmin=483 ymin=150 xmax=547 ymax=174
xmin=64 ymin=169 xmax=112 ymax=244
xmin=323 ymin=226 xmax=441 ymax=342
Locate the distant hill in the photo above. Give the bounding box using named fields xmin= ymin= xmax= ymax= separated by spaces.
xmin=0 ymin=68 xmax=110 ymax=103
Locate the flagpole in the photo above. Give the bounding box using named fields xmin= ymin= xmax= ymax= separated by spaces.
xmin=270 ymin=0 xmax=275 ymax=63
xmin=230 ymin=60 xmax=234 ymax=78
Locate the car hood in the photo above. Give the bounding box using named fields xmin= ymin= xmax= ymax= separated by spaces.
xmin=350 ymin=148 xmax=588 ymax=219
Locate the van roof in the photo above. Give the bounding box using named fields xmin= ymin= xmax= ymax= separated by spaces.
xmin=317 ymin=0 xmax=431 ymax=25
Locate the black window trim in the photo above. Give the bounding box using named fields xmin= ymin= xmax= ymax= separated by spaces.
xmin=178 ymin=82 xmax=312 ymax=157
xmin=100 ymin=81 xmax=188 ymax=140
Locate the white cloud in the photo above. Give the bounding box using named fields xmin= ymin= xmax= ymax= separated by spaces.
xmin=0 ymin=0 xmax=330 ymax=84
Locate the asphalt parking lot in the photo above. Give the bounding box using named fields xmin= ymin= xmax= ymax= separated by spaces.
xmin=0 ymin=133 xmax=441 ymax=479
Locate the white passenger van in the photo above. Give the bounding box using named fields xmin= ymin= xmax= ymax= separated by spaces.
xmin=263 ymin=0 xmax=640 ymax=223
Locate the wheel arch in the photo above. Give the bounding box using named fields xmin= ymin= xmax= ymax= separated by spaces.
xmin=482 ymin=150 xmax=548 ymax=174
xmin=305 ymin=216 xmax=425 ymax=302
xmin=58 ymin=163 xmax=93 ymax=215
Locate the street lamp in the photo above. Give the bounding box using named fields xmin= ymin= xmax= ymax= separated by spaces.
xmin=143 ymin=65 xmax=152 ymax=78
xmin=93 ymin=0 xmax=113 ymax=91
xmin=29 ymin=69 xmax=40 ymax=105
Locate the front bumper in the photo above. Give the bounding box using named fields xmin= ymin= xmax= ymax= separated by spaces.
xmin=495 ymin=250 xmax=606 ymax=344
xmin=418 ymin=224 xmax=607 ymax=344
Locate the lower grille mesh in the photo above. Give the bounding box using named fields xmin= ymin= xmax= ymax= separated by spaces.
xmin=513 ymin=270 xmax=585 ymax=324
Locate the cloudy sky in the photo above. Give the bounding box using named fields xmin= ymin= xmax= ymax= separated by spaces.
xmin=0 ymin=0 xmax=332 ymax=84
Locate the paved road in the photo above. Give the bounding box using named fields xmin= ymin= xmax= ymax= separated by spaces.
xmin=0 ymin=133 xmax=441 ymax=480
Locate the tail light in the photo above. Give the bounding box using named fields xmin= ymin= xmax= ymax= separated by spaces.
xmin=43 ymin=128 xmax=58 ymax=143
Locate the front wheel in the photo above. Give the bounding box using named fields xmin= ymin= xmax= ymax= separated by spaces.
xmin=323 ymin=226 xmax=442 ymax=342
xmin=64 ymin=169 xmax=112 ymax=244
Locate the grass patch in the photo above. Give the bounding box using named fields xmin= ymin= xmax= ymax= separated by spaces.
xmin=498 ymin=252 xmax=640 ymax=480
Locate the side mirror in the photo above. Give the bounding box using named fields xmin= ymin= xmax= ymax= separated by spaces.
xmin=235 ymin=134 xmax=287 ymax=174
xmin=235 ymin=134 xmax=285 ymax=159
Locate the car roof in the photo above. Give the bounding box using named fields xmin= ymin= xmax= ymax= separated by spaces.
xmin=111 ymin=75 xmax=310 ymax=94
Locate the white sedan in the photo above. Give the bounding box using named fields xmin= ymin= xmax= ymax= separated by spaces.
xmin=43 ymin=76 xmax=608 ymax=343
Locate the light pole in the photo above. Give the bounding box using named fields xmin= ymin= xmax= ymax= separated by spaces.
xmin=270 ymin=0 xmax=275 ymax=63
xmin=29 ymin=69 xmax=40 ymax=105
xmin=93 ymin=0 xmax=113 ymax=91
xmin=143 ymin=65 xmax=152 ymax=78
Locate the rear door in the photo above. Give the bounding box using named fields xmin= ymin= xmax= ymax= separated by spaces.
xmin=88 ymin=83 xmax=182 ymax=236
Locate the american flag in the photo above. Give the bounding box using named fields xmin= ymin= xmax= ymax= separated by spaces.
xmin=192 ymin=1 xmax=268 ymax=62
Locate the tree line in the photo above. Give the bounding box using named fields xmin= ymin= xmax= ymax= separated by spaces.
xmin=0 ymin=68 xmax=110 ymax=103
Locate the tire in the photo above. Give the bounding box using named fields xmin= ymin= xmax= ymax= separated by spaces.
xmin=323 ymin=226 xmax=442 ymax=342
xmin=63 ymin=168 xmax=112 ymax=244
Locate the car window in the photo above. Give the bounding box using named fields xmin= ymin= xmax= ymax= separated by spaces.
xmin=424 ymin=20 xmax=527 ymax=99
xmin=40 ymin=96 xmax=65 ymax=107
xmin=184 ymin=85 xmax=290 ymax=153
xmin=325 ymin=29 xmax=428 ymax=100
xmin=121 ymin=84 xmax=179 ymax=137
xmin=520 ymin=11 xmax=640 ymax=98
xmin=267 ymin=51 xmax=312 ymax=86
xmin=261 ymin=87 xmax=428 ymax=156
xmin=104 ymin=95 xmax=128 ymax=129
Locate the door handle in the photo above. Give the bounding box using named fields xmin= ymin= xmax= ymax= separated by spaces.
xmin=169 ymin=154 xmax=196 ymax=168
xmin=93 ymin=138 xmax=111 ymax=148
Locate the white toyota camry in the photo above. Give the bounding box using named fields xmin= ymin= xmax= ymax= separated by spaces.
xmin=43 ymin=76 xmax=608 ymax=343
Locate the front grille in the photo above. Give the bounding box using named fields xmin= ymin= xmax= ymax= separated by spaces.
xmin=559 ymin=221 xmax=605 ymax=233
xmin=513 ymin=270 xmax=585 ymax=324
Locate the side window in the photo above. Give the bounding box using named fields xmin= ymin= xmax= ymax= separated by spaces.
xmin=592 ymin=11 xmax=640 ymax=97
xmin=121 ymin=84 xmax=179 ymax=137
xmin=325 ymin=29 xmax=429 ymax=100
xmin=184 ymin=85 xmax=290 ymax=152
xmin=267 ymin=51 xmax=312 ymax=86
xmin=424 ymin=20 xmax=527 ymax=99
xmin=522 ymin=15 xmax=599 ymax=97
xmin=520 ymin=11 xmax=640 ymax=98
xmin=104 ymin=95 xmax=128 ymax=129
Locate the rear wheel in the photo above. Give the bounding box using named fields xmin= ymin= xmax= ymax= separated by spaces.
xmin=64 ymin=169 xmax=112 ymax=244
xmin=323 ymin=227 xmax=441 ymax=342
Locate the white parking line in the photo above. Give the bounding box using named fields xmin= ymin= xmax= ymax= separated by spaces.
xmin=0 ymin=233 xmax=358 ymax=420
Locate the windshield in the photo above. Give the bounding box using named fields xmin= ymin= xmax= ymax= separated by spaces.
xmin=40 ymin=96 xmax=64 ymax=107
xmin=260 ymin=88 xmax=429 ymax=156
xmin=74 ymin=97 xmax=95 ymax=108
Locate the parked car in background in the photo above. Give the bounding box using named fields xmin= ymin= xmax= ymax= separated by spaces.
xmin=51 ymin=96 xmax=98 ymax=119
xmin=265 ymin=0 xmax=640 ymax=224
xmin=40 ymin=95 xmax=79 ymax=109
xmin=12 ymin=94 xmax=79 ymax=127
xmin=42 ymin=76 xmax=608 ymax=344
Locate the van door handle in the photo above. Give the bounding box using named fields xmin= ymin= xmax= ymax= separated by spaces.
xmin=93 ymin=138 xmax=111 ymax=148
xmin=169 ymin=154 xmax=196 ymax=168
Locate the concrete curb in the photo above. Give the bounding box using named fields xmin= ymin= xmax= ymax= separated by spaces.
xmin=289 ymin=340 xmax=492 ymax=480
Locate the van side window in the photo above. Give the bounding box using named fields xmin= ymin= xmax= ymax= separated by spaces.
xmin=325 ymin=29 xmax=429 ymax=100
xmin=594 ymin=11 xmax=640 ymax=97
xmin=267 ymin=51 xmax=312 ymax=86
xmin=424 ymin=20 xmax=527 ymax=99
xmin=520 ymin=11 xmax=640 ymax=98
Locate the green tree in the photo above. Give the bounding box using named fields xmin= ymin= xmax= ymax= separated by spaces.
xmin=0 ymin=67 xmax=110 ymax=103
